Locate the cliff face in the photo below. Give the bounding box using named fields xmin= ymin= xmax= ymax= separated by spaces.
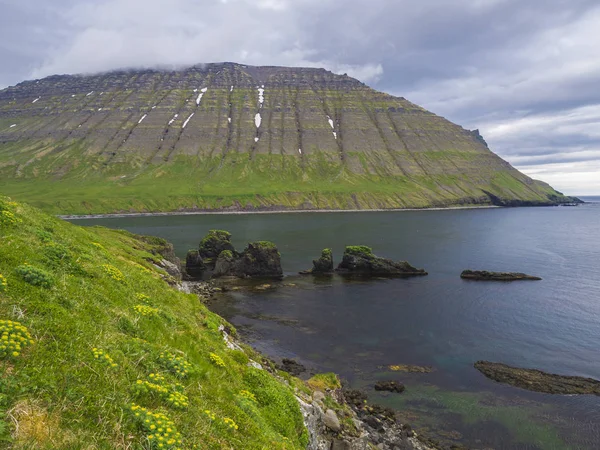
xmin=0 ymin=62 xmax=573 ymax=213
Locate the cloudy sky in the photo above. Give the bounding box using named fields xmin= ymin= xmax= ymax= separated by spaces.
xmin=1 ymin=0 xmax=599 ymax=195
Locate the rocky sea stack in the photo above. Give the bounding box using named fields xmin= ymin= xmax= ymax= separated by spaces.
xmin=300 ymin=248 xmax=334 ymax=275
xmin=186 ymin=230 xmax=283 ymax=279
xmin=336 ymin=246 xmax=427 ymax=277
xmin=475 ymin=361 xmax=600 ymax=395
xmin=461 ymin=270 xmax=542 ymax=281
xmin=198 ymin=230 xmax=236 ymax=269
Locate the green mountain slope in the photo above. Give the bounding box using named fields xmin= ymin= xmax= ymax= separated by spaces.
xmin=0 ymin=196 xmax=308 ymax=449
xmin=0 ymin=63 xmax=574 ymax=214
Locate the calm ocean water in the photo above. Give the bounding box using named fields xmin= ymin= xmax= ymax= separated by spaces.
xmin=74 ymin=198 xmax=600 ymax=449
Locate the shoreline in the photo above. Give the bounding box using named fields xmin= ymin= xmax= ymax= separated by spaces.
xmin=59 ymin=204 xmax=501 ymax=220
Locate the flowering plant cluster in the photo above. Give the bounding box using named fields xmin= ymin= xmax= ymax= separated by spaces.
xmin=238 ymin=390 xmax=257 ymax=403
xmin=203 ymin=410 xmax=238 ymax=431
xmin=0 ymin=320 xmax=34 ymax=358
xmin=222 ymin=417 xmax=239 ymax=431
xmin=136 ymin=293 xmax=151 ymax=304
xmin=15 ymin=264 xmax=54 ymax=288
xmin=134 ymin=304 xmax=159 ymax=317
xmin=203 ymin=409 xmax=216 ymax=421
xmin=166 ymin=391 xmax=189 ymax=409
xmin=134 ymin=373 xmax=189 ymax=409
xmin=0 ymin=210 xmax=21 ymax=226
xmin=101 ymin=264 xmax=125 ymax=282
xmin=209 ymin=352 xmax=226 ymax=368
xmin=0 ymin=274 xmax=6 ymax=292
xmin=129 ymin=404 xmax=183 ymax=449
xmin=158 ymin=351 xmax=192 ymax=378
xmin=92 ymin=348 xmax=118 ymax=368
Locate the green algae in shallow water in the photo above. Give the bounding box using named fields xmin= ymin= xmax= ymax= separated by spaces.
xmin=372 ymin=384 xmax=570 ymax=450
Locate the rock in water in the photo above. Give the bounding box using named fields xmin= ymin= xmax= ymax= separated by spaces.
xmin=387 ymin=364 xmax=434 ymax=373
xmin=300 ymin=248 xmax=334 ymax=274
xmin=199 ymin=230 xmax=236 ymax=269
xmin=213 ymin=241 xmax=283 ymax=279
xmin=185 ymin=249 xmax=206 ymax=279
xmin=277 ymin=358 xmax=306 ymax=376
xmin=474 ymin=361 xmax=600 ymax=395
xmin=233 ymin=242 xmax=283 ymax=278
xmin=213 ymin=250 xmax=236 ymax=278
xmin=461 ymin=270 xmax=541 ymax=281
xmin=336 ymin=246 xmax=427 ymax=277
xmin=374 ymin=381 xmax=406 ymax=393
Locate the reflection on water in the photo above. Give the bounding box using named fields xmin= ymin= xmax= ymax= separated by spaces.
xmin=74 ymin=203 xmax=600 ymax=449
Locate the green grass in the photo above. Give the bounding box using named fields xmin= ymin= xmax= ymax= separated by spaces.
xmin=0 ymin=151 xmax=566 ymax=215
xmin=0 ymin=195 xmax=308 ymax=449
xmin=344 ymin=246 xmax=374 ymax=257
xmin=306 ymin=373 xmax=341 ymax=391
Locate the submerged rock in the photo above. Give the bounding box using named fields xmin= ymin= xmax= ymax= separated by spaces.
xmin=374 ymin=381 xmax=406 ymax=393
xmin=336 ymin=246 xmax=427 ymax=277
xmin=461 ymin=270 xmax=541 ymax=281
xmin=386 ymin=364 xmax=434 ymax=373
xmin=474 ymin=361 xmax=600 ymax=395
xmin=277 ymin=358 xmax=306 ymax=376
xmin=300 ymin=248 xmax=334 ymax=275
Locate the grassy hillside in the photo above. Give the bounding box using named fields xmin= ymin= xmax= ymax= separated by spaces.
xmin=0 ymin=195 xmax=308 ymax=449
xmin=0 ymin=63 xmax=574 ymax=214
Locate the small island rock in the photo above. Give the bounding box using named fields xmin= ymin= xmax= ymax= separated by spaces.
xmin=300 ymin=248 xmax=334 ymax=274
xmin=474 ymin=361 xmax=600 ymax=395
xmin=461 ymin=270 xmax=541 ymax=281
xmin=335 ymin=246 xmax=427 ymax=277
xmin=374 ymin=380 xmax=406 ymax=393
xmin=213 ymin=241 xmax=283 ymax=279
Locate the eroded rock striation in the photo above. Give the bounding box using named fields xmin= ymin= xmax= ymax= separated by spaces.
xmin=461 ymin=270 xmax=541 ymax=281
xmin=0 ymin=62 xmax=579 ymax=215
xmin=474 ymin=361 xmax=600 ymax=395
xmin=336 ymin=246 xmax=427 ymax=277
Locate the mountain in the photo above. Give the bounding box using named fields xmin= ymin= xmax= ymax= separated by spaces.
xmin=0 ymin=62 xmax=575 ymax=214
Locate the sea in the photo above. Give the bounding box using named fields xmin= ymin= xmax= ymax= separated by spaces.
xmin=72 ymin=196 xmax=600 ymax=449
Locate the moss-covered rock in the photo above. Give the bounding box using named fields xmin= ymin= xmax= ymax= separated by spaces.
xmin=212 ymin=241 xmax=283 ymax=279
xmin=199 ymin=230 xmax=236 ymax=268
xmin=213 ymin=249 xmax=237 ymax=277
xmin=313 ymin=248 xmax=334 ymax=273
xmin=336 ymin=246 xmax=427 ymax=277
xmin=300 ymin=248 xmax=334 ymax=275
